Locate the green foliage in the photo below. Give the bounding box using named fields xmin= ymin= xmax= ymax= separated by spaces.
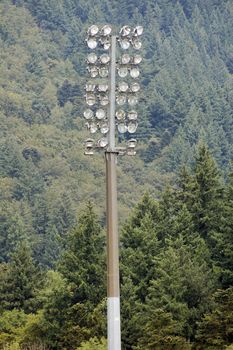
xmin=76 ymin=337 xmax=107 ymax=350
xmin=195 ymin=288 xmax=233 ymax=349
xmin=0 ymin=242 xmax=43 ymax=313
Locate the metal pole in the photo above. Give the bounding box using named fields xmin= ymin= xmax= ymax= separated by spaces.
xmin=105 ymin=35 xmax=121 ymax=350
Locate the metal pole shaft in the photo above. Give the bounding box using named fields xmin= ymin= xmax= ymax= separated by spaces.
xmin=106 ymin=35 xmax=121 ymax=350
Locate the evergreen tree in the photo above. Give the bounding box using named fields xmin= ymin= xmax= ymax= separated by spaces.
xmin=0 ymin=241 xmax=42 ymax=313
xmin=195 ymin=288 xmax=233 ymax=349
xmin=39 ymin=203 xmax=106 ymax=350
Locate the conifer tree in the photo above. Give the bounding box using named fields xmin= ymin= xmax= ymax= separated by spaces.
xmin=0 ymin=241 xmax=42 ymax=313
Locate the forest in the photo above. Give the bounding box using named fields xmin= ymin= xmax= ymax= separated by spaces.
xmin=0 ymin=0 xmax=233 ymax=349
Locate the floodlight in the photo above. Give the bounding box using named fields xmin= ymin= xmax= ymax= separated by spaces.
xmin=96 ymin=109 xmax=106 ymax=120
xmin=85 ymin=138 xmax=95 ymax=148
xmin=128 ymin=95 xmax=138 ymax=106
xmin=87 ymin=37 xmax=98 ymax=49
xmin=100 ymin=123 xmax=109 ymax=134
xmin=85 ymin=83 xmax=96 ymax=92
xmin=128 ymin=110 xmax=137 ymax=120
xmin=127 ymin=138 xmax=137 ymax=148
xmin=130 ymin=67 xmax=140 ymax=78
xmin=116 ymin=94 xmax=126 ymax=105
xmin=101 ymin=25 xmax=112 ymax=36
xmin=84 ymin=109 xmax=94 ymax=120
xmin=131 ymin=38 xmax=142 ymax=50
xmin=98 ymin=83 xmax=108 ymax=92
xmin=118 ymin=66 xmax=128 ymax=78
xmin=99 ymin=67 xmax=109 ymax=78
xmin=116 ymin=109 xmax=126 ymax=120
xmin=118 ymin=81 xmax=129 ymax=92
xmin=99 ymin=94 xmax=109 ymax=106
xmin=118 ymin=123 xmax=127 ymax=133
xmin=88 ymin=25 xmax=99 ymax=36
xmin=120 ymin=25 xmax=131 ymax=36
xmin=130 ymin=82 xmax=140 ymax=92
xmin=127 ymin=140 xmax=137 ymax=154
xmin=100 ymin=37 xmax=111 ymax=50
xmin=133 ymin=26 xmax=143 ymax=36
xmin=128 ymin=121 xmax=138 ymax=133
xmin=84 ymin=148 xmax=94 ymax=155
xmin=121 ymin=54 xmax=131 ymax=64
xmin=86 ymin=94 xmax=96 ymax=106
xmin=88 ymin=66 xmax=98 ymax=77
xmin=97 ymin=137 xmax=108 ymax=148
xmin=89 ymin=122 xmax=98 ymax=133
xmin=133 ymin=54 xmax=142 ymax=64
xmin=100 ymin=54 xmax=110 ymax=64
xmin=119 ymin=39 xmax=130 ymax=50
xmin=87 ymin=53 xmax=98 ymax=64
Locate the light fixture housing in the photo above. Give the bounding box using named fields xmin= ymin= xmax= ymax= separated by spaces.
xmin=130 ymin=82 xmax=140 ymax=93
xmin=120 ymin=25 xmax=131 ymax=37
xmin=128 ymin=110 xmax=137 ymax=120
xmin=116 ymin=109 xmax=126 ymax=120
xmin=100 ymin=54 xmax=110 ymax=64
xmin=98 ymin=137 xmax=108 ymax=148
xmin=86 ymin=94 xmax=96 ymax=106
xmin=87 ymin=53 xmax=98 ymax=64
xmin=99 ymin=67 xmax=109 ymax=77
xmin=87 ymin=37 xmax=98 ymax=49
xmin=128 ymin=95 xmax=138 ymax=106
xmin=89 ymin=122 xmax=98 ymax=133
xmin=133 ymin=26 xmax=143 ymax=36
xmin=118 ymin=66 xmax=128 ymax=78
xmin=100 ymin=37 xmax=111 ymax=50
xmin=101 ymin=25 xmax=112 ymax=36
xmin=99 ymin=94 xmax=109 ymax=106
xmin=133 ymin=54 xmax=142 ymax=65
xmin=119 ymin=39 xmax=130 ymax=50
xmin=128 ymin=121 xmax=138 ymax=133
xmin=100 ymin=123 xmax=109 ymax=134
xmin=88 ymin=25 xmax=99 ymax=36
xmin=121 ymin=54 xmax=131 ymax=64
xmin=85 ymin=83 xmax=96 ymax=92
xmin=118 ymin=81 xmax=129 ymax=92
xmin=131 ymin=38 xmax=142 ymax=50
xmin=84 ymin=109 xmax=94 ymax=120
xmin=96 ymin=109 xmax=106 ymax=120
xmin=88 ymin=66 xmax=98 ymax=77
xmin=127 ymin=138 xmax=137 ymax=148
xmin=130 ymin=67 xmax=140 ymax=78
xmin=118 ymin=123 xmax=128 ymax=133
xmin=98 ymin=83 xmax=109 ymax=92
xmin=116 ymin=94 xmax=127 ymax=106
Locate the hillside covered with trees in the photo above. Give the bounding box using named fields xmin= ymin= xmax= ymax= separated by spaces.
xmin=0 ymin=0 xmax=233 ymax=349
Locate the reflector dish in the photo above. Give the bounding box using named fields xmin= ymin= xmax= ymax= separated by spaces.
xmin=87 ymin=37 xmax=98 ymax=49
xmin=116 ymin=94 xmax=126 ymax=105
xmin=120 ymin=25 xmax=131 ymax=37
xmin=96 ymin=109 xmax=106 ymax=120
xmin=100 ymin=54 xmax=110 ymax=64
xmin=128 ymin=122 xmax=138 ymax=133
xmin=88 ymin=25 xmax=99 ymax=36
xmin=84 ymin=109 xmax=94 ymax=119
xmin=118 ymin=123 xmax=128 ymax=133
xmin=99 ymin=67 xmax=109 ymax=77
xmin=130 ymin=67 xmax=140 ymax=78
xmin=87 ymin=53 xmax=98 ymax=64
xmin=121 ymin=54 xmax=131 ymax=64
xmin=116 ymin=110 xmax=126 ymax=120
xmin=119 ymin=39 xmax=130 ymax=50
xmin=101 ymin=25 xmax=112 ymax=36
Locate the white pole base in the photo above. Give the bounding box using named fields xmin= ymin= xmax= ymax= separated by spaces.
xmin=107 ymin=297 xmax=121 ymax=350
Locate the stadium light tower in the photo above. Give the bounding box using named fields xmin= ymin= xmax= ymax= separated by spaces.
xmin=84 ymin=24 xmax=143 ymax=350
